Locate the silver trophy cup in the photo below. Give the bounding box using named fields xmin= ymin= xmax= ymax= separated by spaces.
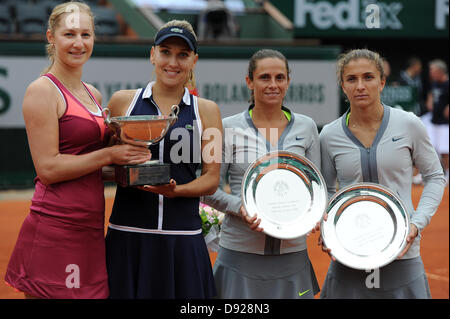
xmin=102 ymin=105 xmax=179 ymax=186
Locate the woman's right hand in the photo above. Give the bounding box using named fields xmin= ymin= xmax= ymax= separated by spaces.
xmin=240 ymin=205 xmax=264 ymax=233
xmin=108 ymin=144 xmax=151 ymax=166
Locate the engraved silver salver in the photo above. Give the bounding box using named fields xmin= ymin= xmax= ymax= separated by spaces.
xmin=241 ymin=151 xmax=327 ymax=240
xmin=321 ymin=183 xmax=410 ymax=270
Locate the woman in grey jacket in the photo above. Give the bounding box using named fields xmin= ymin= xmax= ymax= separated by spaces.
xmin=319 ymin=49 xmax=446 ymax=298
xmin=203 ymin=49 xmax=321 ymax=298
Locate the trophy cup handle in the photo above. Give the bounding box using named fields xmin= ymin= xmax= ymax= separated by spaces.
xmin=169 ymin=105 xmax=180 ymax=126
xmin=102 ymin=107 xmax=122 ymax=142
xmin=102 ymin=107 xmax=111 ymax=125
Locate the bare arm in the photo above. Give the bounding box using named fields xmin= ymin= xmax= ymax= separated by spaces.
xmin=24 ymin=80 xmax=150 ymax=185
xmin=178 ymin=97 xmax=222 ymax=196
xmin=142 ymin=98 xmax=223 ymax=197
xmin=107 ymin=89 xmax=137 ymax=117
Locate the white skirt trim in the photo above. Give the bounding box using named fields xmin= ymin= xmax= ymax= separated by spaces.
xmin=108 ymin=223 xmax=202 ymax=235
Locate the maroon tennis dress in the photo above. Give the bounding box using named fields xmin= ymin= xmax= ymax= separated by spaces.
xmin=4 ymin=74 xmax=110 ymax=298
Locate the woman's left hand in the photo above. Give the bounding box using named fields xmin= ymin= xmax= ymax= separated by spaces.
xmin=137 ymin=179 xmax=178 ymax=198
xmin=306 ymin=221 xmax=321 ymax=237
xmin=397 ymin=223 xmax=419 ymax=258
xmin=239 ymin=205 xmax=264 ymax=232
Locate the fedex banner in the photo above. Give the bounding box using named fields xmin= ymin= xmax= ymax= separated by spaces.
xmin=286 ymin=0 xmax=449 ymax=38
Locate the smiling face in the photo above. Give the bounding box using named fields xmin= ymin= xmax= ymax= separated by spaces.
xmin=246 ymin=57 xmax=290 ymax=108
xmin=150 ymin=37 xmax=198 ymax=88
xmin=47 ymin=10 xmax=94 ymax=69
xmin=341 ymin=58 xmax=386 ymax=109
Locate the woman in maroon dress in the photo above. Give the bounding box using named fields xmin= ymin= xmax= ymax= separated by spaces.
xmin=4 ymin=2 xmax=150 ymax=299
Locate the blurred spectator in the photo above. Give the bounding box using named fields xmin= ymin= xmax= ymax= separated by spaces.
xmin=197 ymin=0 xmax=238 ymax=40
xmin=399 ymin=56 xmax=425 ymax=116
xmin=423 ymin=59 xmax=449 ymax=185
xmin=401 ymin=57 xmax=425 ymax=184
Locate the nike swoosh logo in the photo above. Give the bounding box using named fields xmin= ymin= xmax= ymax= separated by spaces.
xmin=392 ymin=137 xmax=404 ymax=142
xmin=296 ymin=137 xmax=304 ymax=141
xmin=298 ymin=289 xmax=310 ymax=297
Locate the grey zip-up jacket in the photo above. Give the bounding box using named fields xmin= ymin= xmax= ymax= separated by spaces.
xmin=203 ymin=106 xmax=320 ymax=255
xmin=320 ymin=104 xmax=446 ymax=259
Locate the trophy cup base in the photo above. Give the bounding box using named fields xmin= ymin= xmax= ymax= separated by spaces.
xmin=115 ymin=162 xmax=171 ymax=186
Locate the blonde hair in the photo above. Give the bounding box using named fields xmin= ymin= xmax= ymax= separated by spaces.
xmin=42 ymin=1 xmax=95 ymax=75
xmin=336 ymin=49 xmax=385 ymax=86
xmin=156 ymin=20 xmax=198 ymax=90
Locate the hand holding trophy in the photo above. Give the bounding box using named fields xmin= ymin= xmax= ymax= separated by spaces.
xmin=102 ymin=104 xmax=179 ymax=186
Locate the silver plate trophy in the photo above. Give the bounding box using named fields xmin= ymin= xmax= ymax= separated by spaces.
xmin=321 ymin=183 xmax=410 ymax=270
xmin=102 ymin=105 xmax=179 ymax=186
xmin=241 ymin=151 xmax=327 ymax=240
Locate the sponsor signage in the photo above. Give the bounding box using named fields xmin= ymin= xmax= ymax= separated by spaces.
xmin=0 ymin=57 xmax=339 ymax=128
xmin=274 ymin=0 xmax=449 ymax=38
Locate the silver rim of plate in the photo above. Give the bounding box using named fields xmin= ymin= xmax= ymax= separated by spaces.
xmin=321 ymin=183 xmax=410 ymax=270
xmin=241 ymin=151 xmax=327 ymax=240
xmin=110 ymin=115 xmax=174 ymax=122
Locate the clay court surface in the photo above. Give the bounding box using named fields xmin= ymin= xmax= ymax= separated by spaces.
xmin=0 ymin=185 xmax=448 ymax=299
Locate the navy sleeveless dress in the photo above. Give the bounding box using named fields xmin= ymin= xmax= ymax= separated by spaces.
xmin=105 ymin=82 xmax=216 ymax=299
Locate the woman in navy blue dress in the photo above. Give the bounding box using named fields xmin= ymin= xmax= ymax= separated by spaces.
xmin=105 ymin=20 xmax=222 ymax=298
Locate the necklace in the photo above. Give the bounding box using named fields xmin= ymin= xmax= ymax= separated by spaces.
xmin=50 ymin=72 xmax=98 ymax=111
xmin=347 ymin=111 xmax=383 ymax=130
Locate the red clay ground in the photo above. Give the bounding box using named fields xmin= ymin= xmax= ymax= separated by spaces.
xmin=0 ymin=185 xmax=448 ymax=299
